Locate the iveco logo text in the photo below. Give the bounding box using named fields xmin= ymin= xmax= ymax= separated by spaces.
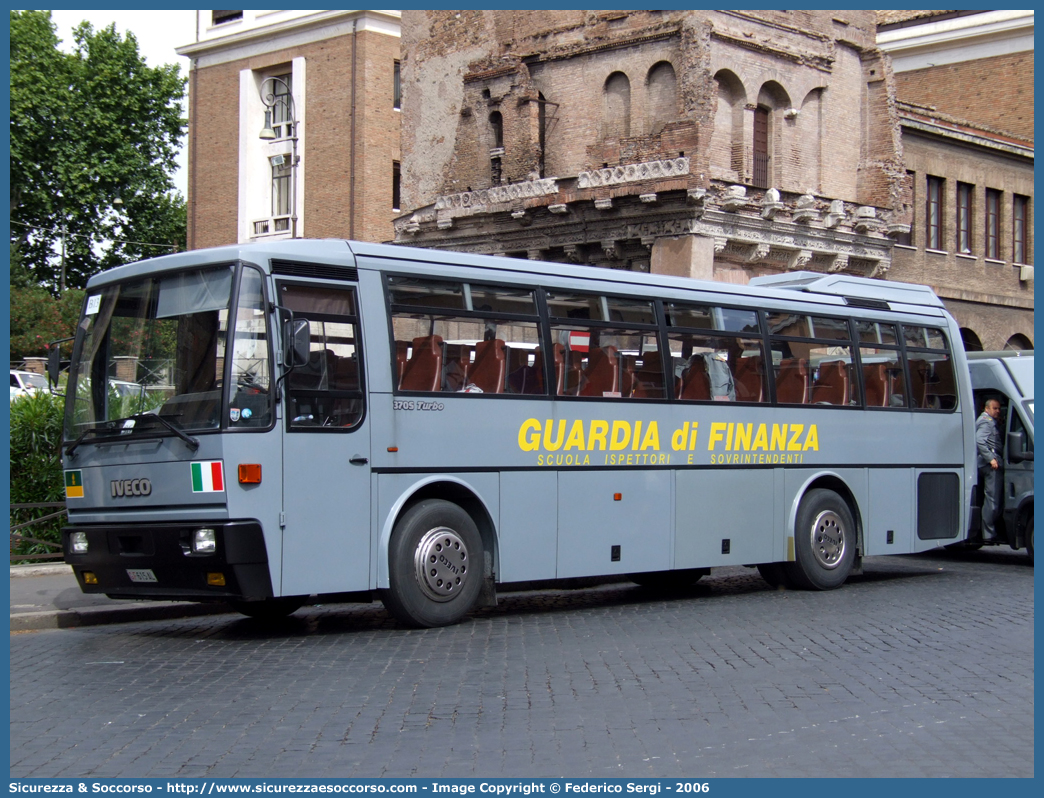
xmin=111 ymin=478 xmax=152 ymax=498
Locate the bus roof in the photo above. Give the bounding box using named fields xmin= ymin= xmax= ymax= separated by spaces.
xmin=87 ymin=239 xmax=948 ymax=315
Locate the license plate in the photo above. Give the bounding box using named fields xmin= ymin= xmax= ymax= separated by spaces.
xmin=126 ymin=568 xmax=158 ymax=583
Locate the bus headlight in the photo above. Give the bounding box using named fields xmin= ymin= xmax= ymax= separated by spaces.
xmin=70 ymin=532 xmax=88 ymax=554
xmin=193 ymin=528 xmax=217 ymax=554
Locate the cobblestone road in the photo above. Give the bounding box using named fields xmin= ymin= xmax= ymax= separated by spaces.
xmin=10 ymin=548 xmax=1033 ymax=778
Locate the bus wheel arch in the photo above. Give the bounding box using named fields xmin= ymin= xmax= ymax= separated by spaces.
xmin=785 ymin=475 xmax=862 ymax=590
xmin=379 ymin=479 xmax=499 ymax=622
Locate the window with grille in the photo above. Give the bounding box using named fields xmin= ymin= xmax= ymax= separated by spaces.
xmin=392 ymin=161 xmax=401 ymax=211
xmin=926 ymin=176 xmax=943 ymax=250
xmin=1013 ymin=194 xmax=1029 ymax=264
xmin=985 ymin=188 xmax=1001 ymax=259
xmin=393 ymin=61 xmax=401 ymax=110
xmin=272 ymin=158 xmax=292 ymax=220
xmin=752 ymin=107 xmax=770 ymax=188
xmin=956 ymin=182 xmax=972 ymax=254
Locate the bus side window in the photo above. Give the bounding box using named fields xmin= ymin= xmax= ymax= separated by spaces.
xmin=279 ymin=282 xmax=364 ymax=429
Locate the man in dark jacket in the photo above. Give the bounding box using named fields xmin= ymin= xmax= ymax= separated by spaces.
xmin=975 ymin=398 xmax=1004 ymax=542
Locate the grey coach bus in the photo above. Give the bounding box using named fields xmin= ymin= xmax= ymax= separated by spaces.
xmin=60 ymin=240 xmax=976 ymax=626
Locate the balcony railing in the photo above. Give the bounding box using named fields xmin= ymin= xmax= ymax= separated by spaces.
xmin=252 ymin=216 xmax=292 ymax=237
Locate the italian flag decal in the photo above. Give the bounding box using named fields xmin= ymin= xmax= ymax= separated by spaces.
xmin=64 ymin=470 xmax=84 ymax=499
xmin=190 ymin=461 xmax=225 ymax=493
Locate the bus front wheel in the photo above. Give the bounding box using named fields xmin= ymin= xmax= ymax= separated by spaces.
xmin=381 ymin=499 xmax=484 ymax=628
xmin=785 ymin=489 xmax=856 ymax=590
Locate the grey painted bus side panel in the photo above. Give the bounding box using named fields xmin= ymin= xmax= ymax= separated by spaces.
xmin=498 ymin=471 xmax=558 ymax=582
xmin=865 ymin=469 xmax=915 ymax=555
xmin=675 ymin=470 xmax=775 ymax=567
xmin=557 ymin=470 xmax=672 ymax=578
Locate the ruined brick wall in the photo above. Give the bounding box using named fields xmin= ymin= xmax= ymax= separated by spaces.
xmin=895 ymin=51 xmax=1034 ymax=141
xmin=400 ymin=9 xmax=901 ymax=215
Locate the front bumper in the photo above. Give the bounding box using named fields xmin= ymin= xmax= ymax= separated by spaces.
xmin=62 ymin=520 xmax=273 ymax=601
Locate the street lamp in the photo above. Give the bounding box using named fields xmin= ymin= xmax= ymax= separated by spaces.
xmin=258 ymin=76 xmax=299 ymax=239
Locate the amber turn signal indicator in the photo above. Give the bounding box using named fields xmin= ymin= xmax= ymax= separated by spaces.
xmin=83 ymin=571 xmax=98 ymax=585
xmin=387 ymin=446 xmax=399 ymax=453
xmin=614 ymin=493 xmax=622 ymax=501
xmin=238 ymin=464 xmax=262 ymax=484
xmin=207 ymin=572 xmax=226 ymax=587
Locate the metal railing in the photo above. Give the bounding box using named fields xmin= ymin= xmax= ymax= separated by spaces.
xmin=10 ymin=502 xmax=66 ymax=562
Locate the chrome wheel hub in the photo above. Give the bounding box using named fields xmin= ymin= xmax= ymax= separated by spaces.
xmin=414 ymin=527 xmax=469 ymax=601
xmin=810 ymin=510 xmax=846 ymax=569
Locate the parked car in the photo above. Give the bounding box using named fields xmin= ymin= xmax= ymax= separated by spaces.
xmin=10 ymin=369 xmax=48 ymax=401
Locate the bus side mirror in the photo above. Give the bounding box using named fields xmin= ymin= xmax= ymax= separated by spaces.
xmin=287 ymin=319 xmax=311 ymax=368
xmin=46 ymin=336 xmax=72 ymax=393
xmin=47 ymin=348 xmax=61 ymax=387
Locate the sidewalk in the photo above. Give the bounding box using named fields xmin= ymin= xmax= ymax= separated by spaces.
xmin=10 ymin=563 xmax=232 ymax=631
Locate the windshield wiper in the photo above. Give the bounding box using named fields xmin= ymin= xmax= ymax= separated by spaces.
xmin=145 ymin=413 xmax=201 ymax=451
xmin=66 ymin=413 xmax=200 ymax=457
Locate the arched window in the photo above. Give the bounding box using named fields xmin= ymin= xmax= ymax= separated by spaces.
xmin=604 ymin=72 xmax=631 ymax=139
xmin=488 ymin=111 xmax=504 ymax=149
xmin=960 ymin=328 xmax=983 ymax=352
xmin=711 ymin=70 xmax=746 ymax=178
xmin=646 ymin=61 xmax=677 ymax=135
xmin=752 ymin=106 xmax=770 ymax=188
xmin=537 ymin=92 xmax=547 ymax=178
xmin=753 ymin=82 xmax=791 ymax=189
xmin=1004 ymin=333 xmax=1033 ymax=351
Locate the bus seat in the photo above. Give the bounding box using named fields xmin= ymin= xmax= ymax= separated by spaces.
xmin=677 ymin=357 xmax=711 ymax=401
xmin=563 ymin=349 xmax=584 ymax=395
xmin=399 ymin=335 xmax=444 ymax=391
xmin=468 ymin=339 xmax=506 ymax=393
xmin=862 ymin=363 xmax=888 ymax=406
xmin=924 ymin=359 xmax=956 ymax=409
xmin=578 ymin=346 xmax=620 ymax=396
xmin=508 ymin=347 xmax=543 ymax=395
xmin=443 ymin=343 xmax=473 ymax=392
xmin=775 ymin=358 xmax=809 ymax=404
xmin=631 ymin=352 xmax=666 ymax=399
xmin=395 ymin=341 xmax=409 ymax=384
xmin=289 ymin=349 xmax=325 ymax=391
xmin=331 ymin=353 xmax=358 ymax=389
xmin=618 ymin=355 xmax=638 ymax=398
xmin=542 ymin=342 xmax=567 ymax=396
xmin=810 ymin=360 xmax=849 ymax=405
xmin=734 ymin=356 xmax=764 ymax=402
xmin=907 ymin=359 xmax=928 ymax=407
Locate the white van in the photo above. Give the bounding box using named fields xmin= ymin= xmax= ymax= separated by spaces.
xmin=966 ymin=351 xmax=1033 ymax=562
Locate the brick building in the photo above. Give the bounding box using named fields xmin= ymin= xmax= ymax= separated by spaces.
xmin=176 ymin=10 xmax=401 ymax=249
xmin=878 ymin=10 xmax=1034 ymax=350
xmin=394 ymin=10 xmax=908 ymax=284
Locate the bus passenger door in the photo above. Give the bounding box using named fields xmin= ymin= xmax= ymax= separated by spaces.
xmin=277 ymin=280 xmax=371 ymax=596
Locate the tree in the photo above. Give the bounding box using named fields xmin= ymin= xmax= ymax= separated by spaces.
xmin=9 ymin=11 xmax=187 ymax=292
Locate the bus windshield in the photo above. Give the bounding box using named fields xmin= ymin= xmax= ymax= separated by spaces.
xmin=64 ymin=264 xmax=272 ymax=440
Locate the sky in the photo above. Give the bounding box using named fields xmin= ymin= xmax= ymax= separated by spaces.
xmin=49 ymin=10 xmax=198 ymax=198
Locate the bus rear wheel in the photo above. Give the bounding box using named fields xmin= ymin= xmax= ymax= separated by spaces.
xmin=381 ymin=499 xmax=483 ymax=628
xmin=229 ymin=596 xmax=306 ymax=619
xmin=756 ymin=563 xmax=796 ymax=589
xmin=785 ymin=489 xmax=856 ymax=590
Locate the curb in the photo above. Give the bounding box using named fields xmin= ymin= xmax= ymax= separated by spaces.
xmin=11 ymin=563 xmax=73 ymax=578
xmin=11 ymin=601 xmax=233 ymax=632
